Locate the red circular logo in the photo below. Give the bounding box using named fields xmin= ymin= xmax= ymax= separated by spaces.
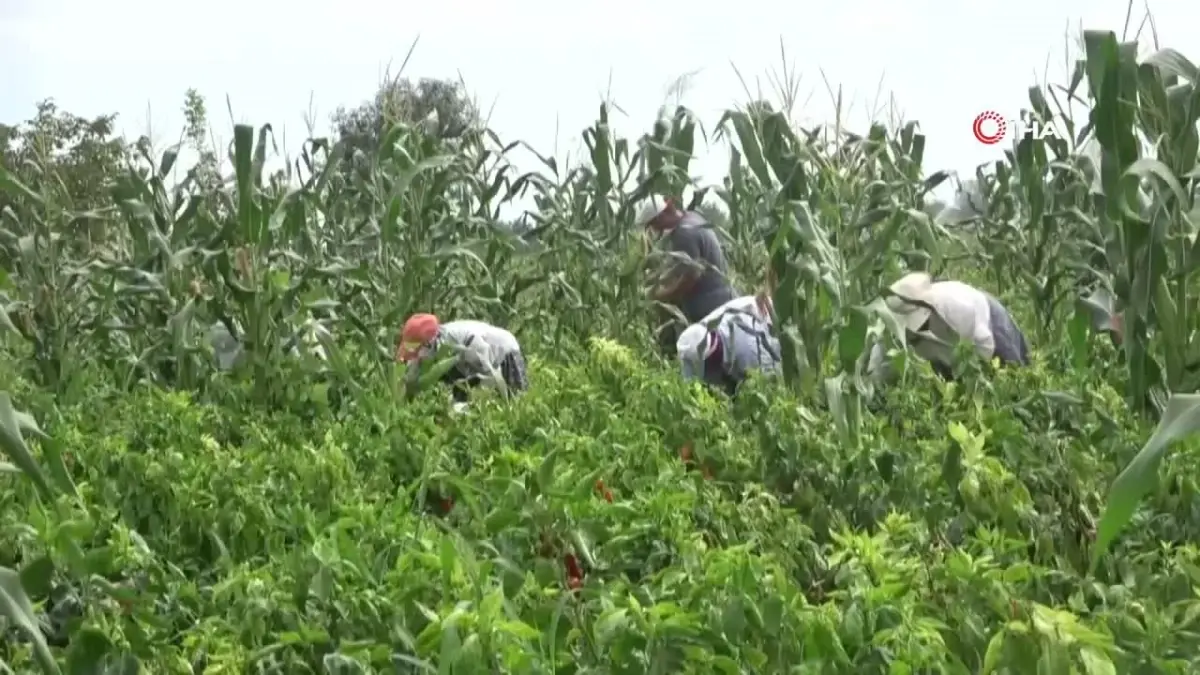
xmin=972 ymin=111 xmax=1006 ymax=145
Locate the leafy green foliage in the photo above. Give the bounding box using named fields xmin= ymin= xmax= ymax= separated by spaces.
xmin=5 ymin=343 xmax=1200 ymax=673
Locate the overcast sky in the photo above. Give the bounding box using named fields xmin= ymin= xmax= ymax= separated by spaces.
xmin=1 ymin=0 xmax=1193 ymax=210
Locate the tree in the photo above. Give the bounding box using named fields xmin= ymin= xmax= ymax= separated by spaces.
xmin=0 ymin=100 xmax=130 ymax=256
xmin=331 ymin=77 xmax=479 ymax=164
xmin=181 ymin=88 xmax=221 ymax=192
xmin=326 ymin=77 xmax=484 ymax=244
xmin=0 ymin=100 xmax=128 ymax=213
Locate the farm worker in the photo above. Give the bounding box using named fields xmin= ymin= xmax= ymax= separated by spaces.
xmin=209 ymin=321 xmax=244 ymax=371
xmin=1080 ymin=286 xmax=1123 ymax=347
xmin=1109 ymin=312 xmax=1124 ymax=345
xmin=676 ymin=310 xmax=781 ymax=396
xmin=208 ymin=316 xmax=330 ymax=371
xmin=395 ymin=314 xmax=529 ymax=402
xmin=638 ymin=195 xmax=738 ymax=355
xmin=871 ymin=272 xmax=1029 ymax=380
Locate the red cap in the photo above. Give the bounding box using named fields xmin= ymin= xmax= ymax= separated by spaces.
xmin=396 ymin=313 xmax=439 ymax=362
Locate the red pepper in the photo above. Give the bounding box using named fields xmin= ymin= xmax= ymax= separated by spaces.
xmin=680 ymin=442 xmax=693 ymax=464
xmin=567 ymin=576 xmax=583 ymax=590
xmin=440 ymin=497 xmax=454 ymax=513
xmin=564 ymin=553 xmax=583 ymax=580
xmin=595 ymin=479 xmax=614 ymax=502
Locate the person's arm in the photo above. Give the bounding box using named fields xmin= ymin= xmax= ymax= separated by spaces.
xmin=679 ymin=356 xmax=702 ymax=381
xmin=968 ymin=295 xmax=997 ymax=360
xmin=650 ymin=231 xmax=704 ymax=301
xmin=866 ymin=341 xmax=896 ymax=384
xmin=652 ymin=271 xmax=699 ymax=302
xmin=401 ymin=354 xmax=425 ymax=400
xmin=754 ymin=289 xmax=774 ymax=324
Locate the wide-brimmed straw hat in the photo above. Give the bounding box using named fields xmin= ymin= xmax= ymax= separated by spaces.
xmin=886 ymin=272 xmax=937 ymax=335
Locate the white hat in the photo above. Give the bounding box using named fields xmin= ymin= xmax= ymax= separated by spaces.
xmin=886 ymin=272 xmax=937 ymax=334
xmin=676 ymin=323 xmax=716 ymax=361
xmin=635 ymin=196 xmax=672 ymax=228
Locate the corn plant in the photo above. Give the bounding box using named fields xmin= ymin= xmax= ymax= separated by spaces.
xmin=967 ymin=76 xmax=1100 ymax=344
xmin=0 ymin=158 xmax=106 ymax=394
xmin=0 ymin=391 xmax=77 ymax=675
xmin=1080 ymin=32 xmax=1200 ymax=566
xmin=717 ymin=103 xmax=948 ymax=445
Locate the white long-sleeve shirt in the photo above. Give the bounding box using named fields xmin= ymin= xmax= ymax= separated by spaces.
xmin=869 ymin=281 xmax=998 ymax=378
xmin=407 ymin=320 xmax=521 ymax=390
xmin=437 ymin=320 xmax=521 ymax=373
xmin=911 ymin=281 xmax=996 ymax=365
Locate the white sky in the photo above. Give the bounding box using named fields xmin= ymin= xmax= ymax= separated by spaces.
xmin=1 ymin=0 xmax=1193 ymax=213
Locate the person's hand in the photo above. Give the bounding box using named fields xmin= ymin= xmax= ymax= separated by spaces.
xmin=402 ymin=372 xmax=420 ymax=401
xmin=654 ymin=276 xmax=687 ymax=302
xmin=485 ymin=367 xmax=509 ymax=395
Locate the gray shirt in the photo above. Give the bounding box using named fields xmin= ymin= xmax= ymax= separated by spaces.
xmin=660 ymin=212 xmax=735 ymax=322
